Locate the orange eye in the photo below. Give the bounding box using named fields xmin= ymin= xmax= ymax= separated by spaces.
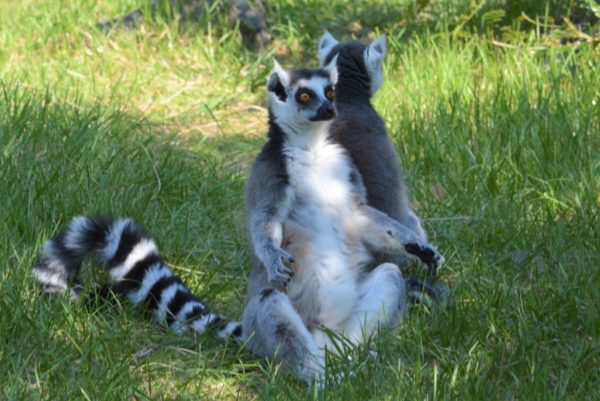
xmin=326 ymin=90 xmax=335 ymax=101
xmin=299 ymin=92 xmax=311 ymax=104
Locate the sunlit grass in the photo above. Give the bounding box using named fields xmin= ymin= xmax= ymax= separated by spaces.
xmin=1 ymin=1 xmax=599 ymax=400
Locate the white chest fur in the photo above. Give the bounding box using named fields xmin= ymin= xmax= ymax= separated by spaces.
xmin=282 ymin=134 xmax=364 ymax=328
xmin=284 ymin=135 xmax=354 ymax=211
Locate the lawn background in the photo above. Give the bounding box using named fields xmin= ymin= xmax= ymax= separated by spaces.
xmin=1 ymin=1 xmax=599 ymax=400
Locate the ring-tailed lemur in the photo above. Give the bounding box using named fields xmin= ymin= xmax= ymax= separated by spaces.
xmin=32 ymin=216 xmax=242 ymax=339
xmin=317 ymin=32 xmax=449 ymax=303
xmin=241 ymin=59 xmax=444 ymax=385
xmin=317 ymin=32 xmax=428 ymax=261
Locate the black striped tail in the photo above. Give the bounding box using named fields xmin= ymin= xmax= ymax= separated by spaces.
xmin=32 ymin=216 xmax=243 ymax=341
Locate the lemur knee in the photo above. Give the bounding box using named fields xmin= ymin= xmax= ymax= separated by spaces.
xmin=371 ymin=263 xmax=403 ymax=281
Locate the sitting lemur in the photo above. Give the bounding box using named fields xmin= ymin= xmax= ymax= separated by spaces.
xmin=241 ymin=58 xmax=445 ymax=385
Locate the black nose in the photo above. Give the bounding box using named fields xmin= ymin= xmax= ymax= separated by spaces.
xmin=322 ymin=102 xmax=335 ymax=117
xmin=311 ymin=101 xmax=336 ymax=121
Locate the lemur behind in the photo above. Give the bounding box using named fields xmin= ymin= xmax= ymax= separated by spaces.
xmin=33 ymin=216 xmax=242 ymax=339
xmin=242 ymin=59 xmax=444 ymax=385
xmin=318 ymin=32 xmax=427 ymax=247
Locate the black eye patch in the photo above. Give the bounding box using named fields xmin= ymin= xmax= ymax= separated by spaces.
xmin=295 ymin=88 xmax=316 ymax=105
xmin=268 ymin=73 xmax=287 ymax=101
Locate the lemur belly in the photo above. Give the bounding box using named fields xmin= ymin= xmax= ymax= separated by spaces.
xmin=284 ymin=218 xmax=359 ymax=329
xmin=282 ymin=139 xmax=372 ymax=330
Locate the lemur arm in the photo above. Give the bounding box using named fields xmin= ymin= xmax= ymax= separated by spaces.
xmin=356 ymin=203 xmax=444 ymax=276
xmin=245 ymin=157 xmax=295 ymax=287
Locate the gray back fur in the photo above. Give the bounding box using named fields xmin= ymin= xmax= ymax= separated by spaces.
xmin=318 ymin=34 xmax=426 ymax=243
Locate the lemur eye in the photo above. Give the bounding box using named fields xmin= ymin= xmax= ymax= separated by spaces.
xmin=299 ymin=92 xmax=312 ymax=104
xmin=326 ymin=89 xmax=335 ymax=101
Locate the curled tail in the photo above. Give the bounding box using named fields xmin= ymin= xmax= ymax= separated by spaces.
xmin=33 ymin=216 xmax=242 ymax=341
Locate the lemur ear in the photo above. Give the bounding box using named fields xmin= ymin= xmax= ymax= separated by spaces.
xmin=323 ymin=54 xmax=339 ymax=85
xmin=318 ymin=31 xmax=339 ymax=66
xmin=364 ymin=34 xmax=387 ymax=67
xmin=268 ymin=59 xmax=290 ymax=101
xmin=272 ymin=58 xmax=290 ymax=86
xmin=363 ymin=35 xmax=387 ymax=94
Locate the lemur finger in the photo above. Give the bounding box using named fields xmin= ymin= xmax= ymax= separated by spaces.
xmin=268 ymin=261 xmax=294 ymax=287
xmin=276 ymin=248 xmax=295 ymax=264
xmin=269 ymin=275 xmax=291 ymax=287
xmin=276 ymin=263 xmax=294 ymax=278
xmin=427 ymin=261 xmax=437 ymax=276
xmin=404 ymin=242 xmax=444 ymax=275
xmin=270 ymin=276 xmax=291 ymax=287
xmin=404 ymin=242 xmax=435 ymax=264
xmin=428 ymin=253 xmax=445 ymax=276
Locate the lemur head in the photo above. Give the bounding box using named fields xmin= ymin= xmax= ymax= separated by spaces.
xmin=318 ymin=32 xmax=387 ymax=96
xmin=267 ymin=58 xmax=338 ymax=133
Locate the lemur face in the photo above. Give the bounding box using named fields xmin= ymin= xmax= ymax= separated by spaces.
xmin=267 ymin=58 xmax=338 ymax=130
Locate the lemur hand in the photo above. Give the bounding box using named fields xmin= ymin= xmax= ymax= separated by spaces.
xmin=265 ymin=246 xmax=295 ymax=287
xmin=404 ymin=241 xmax=445 ymax=276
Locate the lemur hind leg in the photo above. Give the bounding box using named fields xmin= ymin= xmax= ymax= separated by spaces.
xmin=345 ymin=263 xmax=407 ymax=345
xmin=242 ymin=288 xmax=325 ymax=385
xmin=310 ymin=263 xmax=406 ymax=356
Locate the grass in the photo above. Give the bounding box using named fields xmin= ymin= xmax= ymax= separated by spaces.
xmin=1 ymin=1 xmax=599 ymax=400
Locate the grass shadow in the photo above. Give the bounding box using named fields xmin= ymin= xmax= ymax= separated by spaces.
xmin=0 ymin=83 xmax=264 ymax=399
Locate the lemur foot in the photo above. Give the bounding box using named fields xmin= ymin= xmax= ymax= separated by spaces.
xmin=266 ymin=247 xmax=295 ymax=287
xmin=406 ymin=277 xmax=450 ymax=307
xmin=404 ymin=242 xmax=445 ymax=276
